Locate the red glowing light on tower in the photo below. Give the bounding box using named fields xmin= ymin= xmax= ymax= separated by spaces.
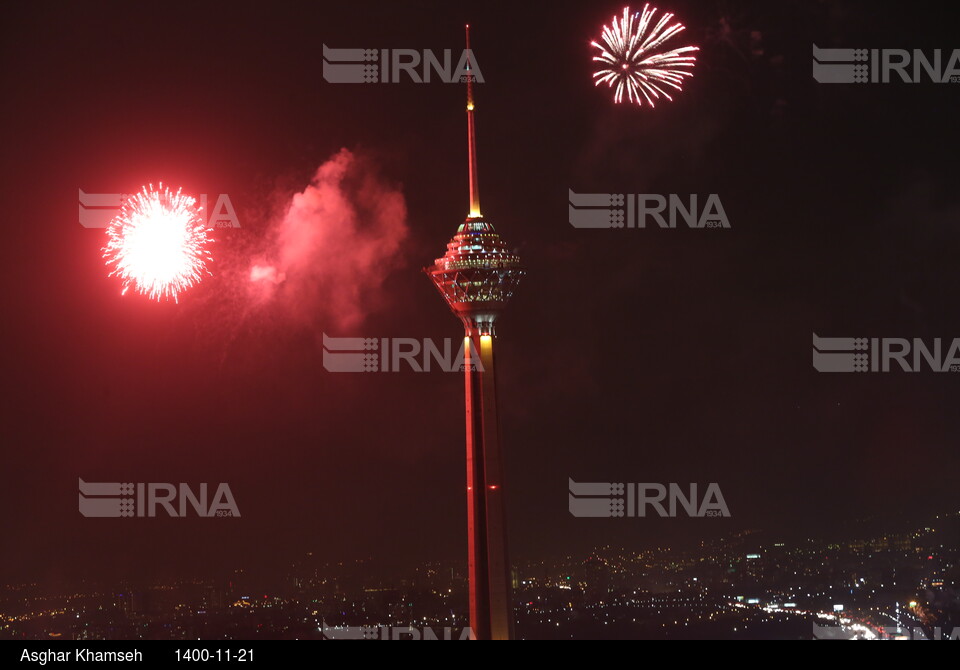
xmin=591 ymin=4 xmax=699 ymax=106
xmin=102 ymin=184 xmax=213 ymax=303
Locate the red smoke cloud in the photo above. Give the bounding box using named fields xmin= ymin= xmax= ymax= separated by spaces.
xmin=249 ymin=149 xmax=408 ymax=330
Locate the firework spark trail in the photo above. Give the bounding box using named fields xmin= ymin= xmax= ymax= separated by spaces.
xmin=592 ymin=5 xmax=699 ymax=106
xmin=103 ymin=184 xmax=213 ymax=303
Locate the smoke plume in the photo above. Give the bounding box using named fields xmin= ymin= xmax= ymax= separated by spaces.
xmin=248 ymin=148 xmax=408 ymax=331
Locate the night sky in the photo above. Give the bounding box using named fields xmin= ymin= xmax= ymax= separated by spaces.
xmin=2 ymin=0 xmax=960 ymax=588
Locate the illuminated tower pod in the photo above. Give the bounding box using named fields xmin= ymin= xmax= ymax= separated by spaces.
xmin=424 ymin=26 xmax=524 ymax=641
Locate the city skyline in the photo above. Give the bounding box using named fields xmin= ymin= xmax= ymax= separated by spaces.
xmin=3 ymin=507 xmax=957 ymax=639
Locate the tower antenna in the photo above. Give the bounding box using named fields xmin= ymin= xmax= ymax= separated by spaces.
xmin=466 ymin=24 xmax=481 ymax=218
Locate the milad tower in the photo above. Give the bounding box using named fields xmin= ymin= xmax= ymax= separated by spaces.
xmin=425 ymin=26 xmax=524 ymax=641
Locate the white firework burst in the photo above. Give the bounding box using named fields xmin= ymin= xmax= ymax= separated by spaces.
xmin=592 ymin=5 xmax=699 ymax=106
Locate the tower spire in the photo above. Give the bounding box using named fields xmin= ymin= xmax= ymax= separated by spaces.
xmin=466 ymin=24 xmax=481 ymax=218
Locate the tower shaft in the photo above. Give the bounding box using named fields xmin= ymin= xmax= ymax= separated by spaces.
xmin=463 ymin=331 xmax=513 ymax=640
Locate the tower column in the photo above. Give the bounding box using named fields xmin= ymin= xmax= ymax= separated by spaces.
xmin=476 ymin=332 xmax=513 ymax=640
xmin=463 ymin=333 xmax=489 ymax=640
xmin=463 ymin=329 xmax=513 ymax=640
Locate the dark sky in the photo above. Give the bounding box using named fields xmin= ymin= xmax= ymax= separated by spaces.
xmin=2 ymin=0 xmax=960 ymax=587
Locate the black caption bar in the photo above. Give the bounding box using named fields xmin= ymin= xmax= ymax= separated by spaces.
xmin=8 ymin=641 xmax=346 ymax=664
